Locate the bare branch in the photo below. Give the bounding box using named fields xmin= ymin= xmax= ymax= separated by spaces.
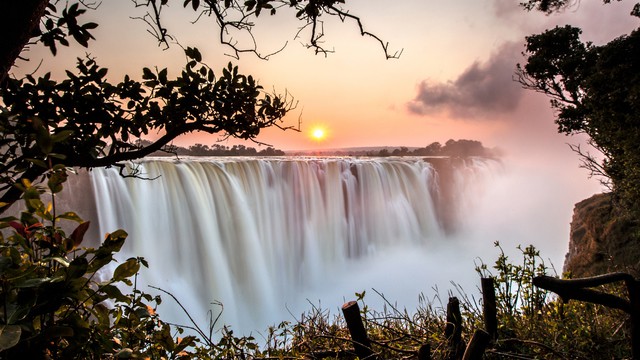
xmin=129 ymin=0 xmax=399 ymax=60
xmin=567 ymin=142 xmax=612 ymax=191
xmin=328 ymin=5 xmax=402 ymax=60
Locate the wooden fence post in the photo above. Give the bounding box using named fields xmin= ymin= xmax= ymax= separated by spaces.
xmin=481 ymin=277 xmax=498 ymax=341
xmin=418 ymin=343 xmax=431 ymax=360
xmin=342 ymin=301 xmax=377 ymax=360
xmin=462 ymin=329 xmax=491 ymax=360
xmin=444 ymin=296 xmax=464 ymax=360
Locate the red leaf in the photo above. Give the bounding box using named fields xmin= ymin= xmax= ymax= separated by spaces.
xmin=8 ymin=221 xmax=26 ymax=237
xmin=70 ymin=221 xmax=90 ymax=248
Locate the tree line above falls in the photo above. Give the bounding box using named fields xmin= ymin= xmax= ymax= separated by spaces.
xmin=145 ymin=139 xmax=499 ymax=158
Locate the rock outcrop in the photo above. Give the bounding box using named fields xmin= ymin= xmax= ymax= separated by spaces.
xmin=564 ymin=193 xmax=640 ymax=277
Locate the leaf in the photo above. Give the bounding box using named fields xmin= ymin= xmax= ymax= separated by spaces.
xmin=50 ymin=130 xmax=74 ymax=143
xmin=101 ymin=284 xmax=129 ymax=303
xmin=7 ymin=295 xmax=36 ymax=324
xmin=66 ymin=257 xmax=88 ymax=279
xmin=142 ymin=67 xmax=156 ymax=80
xmin=48 ymin=256 xmax=70 ymax=267
xmin=97 ymin=67 xmax=108 ymax=78
xmin=13 ymin=277 xmax=54 ymax=289
xmin=70 ymin=221 xmax=91 ymax=248
xmin=56 ymin=211 xmax=83 ymax=222
xmin=8 ymin=222 xmax=25 ymax=237
xmin=83 ymin=22 xmax=98 ymax=30
xmin=26 ymin=158 xmax=48 ymax=169
xmin=185 ymin=47 xmax=202 ymax=62
xmin=48 ymin=153 xmax=67 ymax=160
xmin=0 ymin=325 xmax=21 ymax=351
xmin=47 ymin=170 xmax=68 ymax=194
xmin=113 ymin=258 xmax=140 ymax=281
xmin=158 ymin=68 xmax=168 ymax=85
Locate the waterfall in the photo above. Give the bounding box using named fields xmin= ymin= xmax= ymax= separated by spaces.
xmin=86 ymin=156 xmax=498 ymax=333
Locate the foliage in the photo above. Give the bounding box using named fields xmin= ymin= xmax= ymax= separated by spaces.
xmin=0 ymin=170 xmax=184 ymax=358
xmin=521 ymin=0 xmax=640 ymax=15
xmin=140 ymin=140 xmax=287 ymax=156
xmin=364 ymin=139 xmax=498 ymax=158
xmin=0 ymin=49 xmax=294 ymax=210
xmin=517 ymin=5 xmax=640 ymax=214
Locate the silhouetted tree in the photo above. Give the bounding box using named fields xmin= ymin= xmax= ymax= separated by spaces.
xmin=517 ymin=4 xmax=640 ymax=213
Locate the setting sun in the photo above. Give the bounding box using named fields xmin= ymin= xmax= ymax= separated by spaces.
xmin=311 ymin=127 xmax=326 ymax=141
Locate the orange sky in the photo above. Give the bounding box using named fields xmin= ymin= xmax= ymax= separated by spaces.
xmin=18 ymin=0 xmax=636 ymax=153
xmin=11 ymin=0 xmax=639 ymax=273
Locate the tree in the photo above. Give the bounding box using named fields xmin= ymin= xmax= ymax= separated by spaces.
xmin=517 ymin=5 xmax=640 ymax=213
xmin=520 ymin=0 xmax=640 ymax=15
xmin=0 ymin=1 xmax=395 ymax=212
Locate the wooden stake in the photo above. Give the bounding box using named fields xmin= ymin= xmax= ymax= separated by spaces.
xmin=462 ymin=329 xmax=490 ymax=360
xmin=481 ymin=277 xmax=498 ymax=340
xmin=445 ymin=297 xmax=463 ymax=360
xmin=342 ymin=301 xmax=377 ymax=360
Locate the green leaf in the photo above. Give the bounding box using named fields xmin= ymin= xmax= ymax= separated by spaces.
xmin=13 ymin=277 xmax=53 ymax=288
xmin=113 ymin=258 xmax=140 ymax=281
xmin=0 ymin=325 xmax=21 ymax=351
xmin=7 ymin=295 xmax=36 ymax=324
xmin=101 ymin=284 xmax=129 ymax=303
xmin=26 ymin=158 xmax=48 ymax=169
xmin=48 ymin=153 xmax=67 ymax=160
xmin=67 ymin=257 xmax=88 ymax=279
xmin=56 ymin=211 xmax=83 ymax=222
xmin=36 ymin=129 xmax=53 ymax=155
xmin=50 ymin=130 xmax=74 ymax=143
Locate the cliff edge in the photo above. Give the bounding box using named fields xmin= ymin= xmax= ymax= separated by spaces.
xmin=564 ymin=193 xmax=640 ymax=277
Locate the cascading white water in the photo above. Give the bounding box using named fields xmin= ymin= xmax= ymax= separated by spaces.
xmin=88 ymin=156 xmax=498 ymax=333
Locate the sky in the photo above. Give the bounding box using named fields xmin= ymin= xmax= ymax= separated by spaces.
xmin=15 ymin=0 xmax=639 ymax=265
xmin=19 ymin=0 xmax=637 ymax=152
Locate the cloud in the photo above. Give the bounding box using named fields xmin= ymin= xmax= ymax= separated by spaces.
xmin=492 ymin=0 xmax=524 ymax=18
xmin=407 ymin=42 xmax=526 ymax=119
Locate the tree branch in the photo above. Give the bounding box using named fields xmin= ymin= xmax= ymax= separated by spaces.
xmin=533 ymin=275 xmax=632 ymax=313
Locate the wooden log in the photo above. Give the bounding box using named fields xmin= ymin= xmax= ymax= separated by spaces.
xmin=626 ymin=279 xmax=640 ymax=360
xmin=461 ymin=329 xmax=491 ymax=360
xmin=342 ymin=301 xmax=377 ymax=360
xmin=533 ymin=274 xmax=640 ymax=360
xmin=481 ymin=277 xmax=497 ymax=341
xmin=533 ymin=275 xmax=631 ymax=312
xmin=445 ymin=297 xmax=463 ymax=360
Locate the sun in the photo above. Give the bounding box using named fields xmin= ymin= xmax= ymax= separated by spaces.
xmin=311 ymin=127 xmax=326 ymax=141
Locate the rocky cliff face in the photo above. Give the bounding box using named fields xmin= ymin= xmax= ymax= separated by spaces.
xmin=564 ymin=193 xmax=640 ymax=277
